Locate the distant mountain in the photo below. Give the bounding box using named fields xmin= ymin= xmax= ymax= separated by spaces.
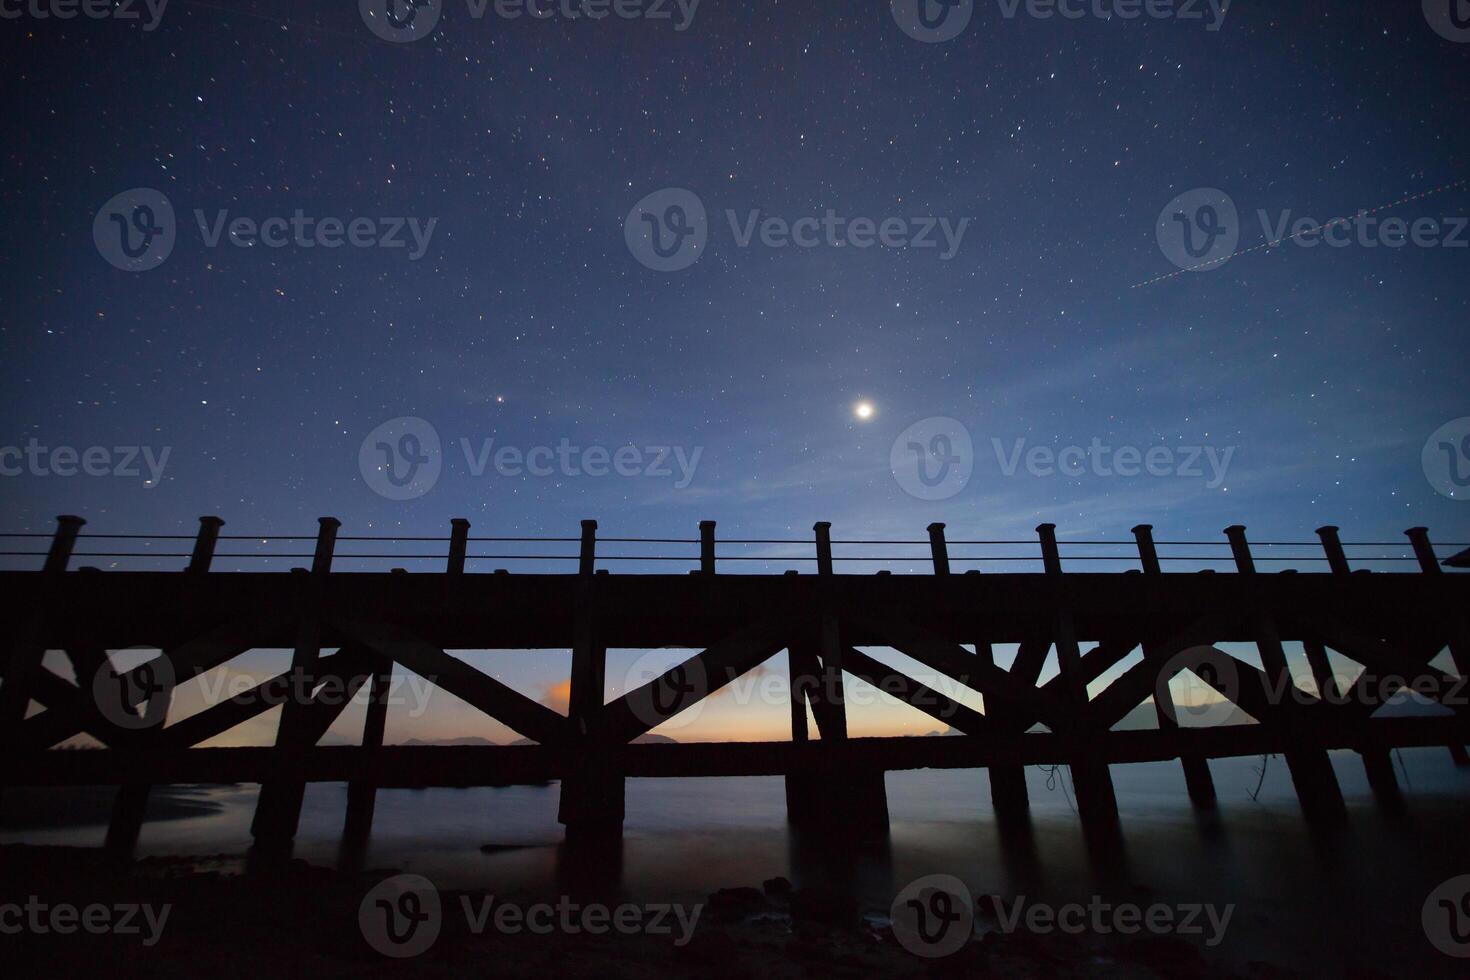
xmin=400 ymin=736 xmax=500 ymax=747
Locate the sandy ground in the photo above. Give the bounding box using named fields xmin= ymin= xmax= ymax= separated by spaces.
xmin=0 ymin=843 xmax=1299 ymax=979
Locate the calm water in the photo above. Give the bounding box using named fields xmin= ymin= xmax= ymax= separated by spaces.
xmin=6 ymin=748 xmax=1470 ymax=975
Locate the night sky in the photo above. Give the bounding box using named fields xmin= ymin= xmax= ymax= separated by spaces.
xmin=3 ymin=2 xmax=1468 ymax=742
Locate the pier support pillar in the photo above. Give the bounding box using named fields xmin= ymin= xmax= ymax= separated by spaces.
xmin=988 ymin=765 xmax=1030 ymax=816
xmin=1180 ymin=755 xmax=1216 ymax=807
xmin=1361 ymin=747 xmax=1402 ymax=808
xmin=786 ymin=764 xmax=888 ymax=839
xmin=104 ymin=783 xmax=151 ymax=859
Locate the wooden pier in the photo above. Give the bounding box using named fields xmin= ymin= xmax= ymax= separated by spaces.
xmin=2 ymin=516 xmax=1468 ymax=856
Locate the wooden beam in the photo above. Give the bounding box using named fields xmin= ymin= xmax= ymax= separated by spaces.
xmin=600 ymin=620 xmax=789 ymax=744
xmin=332 ymin=617 xmax=570 ymax=747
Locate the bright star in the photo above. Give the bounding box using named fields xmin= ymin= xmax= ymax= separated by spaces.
xmin=853 ymin=401 xmax=875 ymax=421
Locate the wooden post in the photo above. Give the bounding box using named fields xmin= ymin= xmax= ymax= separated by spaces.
xmin=1314 ymin=526 xmax=1351 ymax=577
xmin=252 ymin=517 xmax=339 ymax=852
xmin=1226 ymin=525 xmax=1345 ymax=819
xmin=978 ymin=639 xmax=1029 ymax=814
xmin=447 ymin=518 xmax=470 ymax=575
xmin=927 ymin=523 xmax=950 ymax=575
xmin=1131 ymin=524 xmax=1162 ymax=576
xmin=560 ymin=521 xmax=621 ymax=837
xmin=107 ymin=518 xmax=222 ymax=858
xmin=186 ymin=516 xmax=225 ymax=574
xmin=344 ymin=654 xmax=393 ymax=847
xmin=1135 ymin=524 xmax=1215 ymax=807
xmin=700 ymin=521 xmax=716 ymax=575
xmin=0 ymin=516 xmax=85 ymax=737
xmin=579 ymin=520 xmax=598 ymax=576
xmin=813 ymin=521 xmax=833 ymax=577
xmin=1038 ymin=523 xmax=1119 ymax=827
xmin=1406 ymin=528 xmax=1470 ymax=766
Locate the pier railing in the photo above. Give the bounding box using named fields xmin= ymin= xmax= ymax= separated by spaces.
xmin=1 ymin=515 xmax=1468 ymax=856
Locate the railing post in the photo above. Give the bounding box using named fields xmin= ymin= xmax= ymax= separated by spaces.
xmin=927 ymin=523 xmax=950 ymax=576
xmin=1406 ymin=527 xmax=1442 ymax=575
xmin=813 ymin=522 xmax=833 ymax=576
xmin=699 ymin=520 xmax=716 ymax=575
xmin=311 ymin=517 xmax=340 ymax=576
xmin=579 ymin=520 xmax=598 ymax=576
xmin=1036 ymin=523 xmax=1062 ymax=576
xmin=1315 ymin=526 xmax=1351 ymax=577
xmin=447 ymin=518 xmax=471 ymax=574
xmin=1224 ymin=525 xmax=1255 ymax=574
xmin=1131 ymin=524 xmax=1162 ymax=576
xmin=187 ymin=516 xmax=224 ymax=574
xmin=43 ymin=515 xmax=86 ymax=574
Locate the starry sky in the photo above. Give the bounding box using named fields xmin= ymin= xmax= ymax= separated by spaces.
xmin=3 ymin=1 xmax=1468 ymax=744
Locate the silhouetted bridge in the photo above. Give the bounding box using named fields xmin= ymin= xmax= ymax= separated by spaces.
xmin=2 ymin=516 xmax=1468 ymax=856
